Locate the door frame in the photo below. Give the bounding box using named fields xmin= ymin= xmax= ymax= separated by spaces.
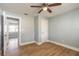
xmin=5 ymin=14 xmax=21 ymax=47
xmin=0 ymin=11 xmax=4 ymax=56
xmin=2 ymin=10 xmax=21 ymax=56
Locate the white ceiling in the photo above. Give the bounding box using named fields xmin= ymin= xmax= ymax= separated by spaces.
xmin=0 ymin=3 xmax=79 ymax=18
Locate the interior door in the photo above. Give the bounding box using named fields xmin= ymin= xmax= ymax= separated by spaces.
xmin=41 ymin=19 xmax=48 ymax=42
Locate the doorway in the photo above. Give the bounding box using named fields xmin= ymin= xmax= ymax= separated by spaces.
xmin=6 ymin=17 xmax=20 ymax=55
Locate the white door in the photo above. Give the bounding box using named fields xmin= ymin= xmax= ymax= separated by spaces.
xmin=41 ymin=19 xmax=48 ymax=42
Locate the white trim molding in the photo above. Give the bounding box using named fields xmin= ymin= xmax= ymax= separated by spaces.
xmin=49 ymin=40 xmax=79 ymax=52
xmin=20 ymin=41 xmax=36 ymax=46
xmin=5 ymin=14 xmax=22 ymax=46
xmin=35 ymin=39 xmax=50 ymax=45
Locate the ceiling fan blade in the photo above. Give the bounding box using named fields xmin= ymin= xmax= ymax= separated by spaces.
xmin=48 ymin=3 xmax=62 ymax=7
xmin=30 ymin=6 xmax=41 ymax=7
xmin=38 ymin=9 xmax=43 ymax=13
xmin=47 ymin=8 xmax=52 ymax=13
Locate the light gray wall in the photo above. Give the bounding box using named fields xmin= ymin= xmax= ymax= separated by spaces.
xmin=34 ymin=16 xmax=39 ymax=42
xmin=21 ymin=15 xmax=34 ymax=43
xmin=49 ymin=8 xmax=79 ymax=48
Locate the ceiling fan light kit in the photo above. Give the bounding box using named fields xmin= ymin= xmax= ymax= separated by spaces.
xmin=30 ymin=3 xmax=62 ymax=13
xmin=43 ymin=7 xmax=48 ymax=11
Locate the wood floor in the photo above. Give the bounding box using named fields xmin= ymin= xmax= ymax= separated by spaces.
xmin=0 ymin=51 xmax=1 ymax=56
xmin=6 ymin=42 xmax=79 ymax=56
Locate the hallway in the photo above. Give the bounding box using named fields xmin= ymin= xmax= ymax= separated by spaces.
xmin=6 ymin=39 xmax=20 ymax=56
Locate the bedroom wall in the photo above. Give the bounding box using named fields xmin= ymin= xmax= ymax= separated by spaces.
xmin=21 ymin=15 xmax=34 ymax=43
xmin=34 ymin=16 xmax=39 ymax=42
xmin=49 ymin=8 xmax=79 ymax=48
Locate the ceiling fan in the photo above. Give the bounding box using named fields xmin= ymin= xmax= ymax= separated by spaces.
xmin=30 ymin=3 xmax=62 ymax=13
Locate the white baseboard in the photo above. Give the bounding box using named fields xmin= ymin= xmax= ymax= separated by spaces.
xmin=35 ymin=40 xmax=49 ymax=45
xmin=49 ymin=40 xmax=79 ymax=52
xmin=35 ymin=40 xmax=79 ymax=52
xmin=20 ymin=41 xmax=36 ymax=46
xmin=35 ymin=41 xmax=45 ymax=45
xmin=20 ymin=40 xmax=79 ymax=52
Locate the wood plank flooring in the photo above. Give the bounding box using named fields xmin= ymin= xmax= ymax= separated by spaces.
xmin=6 ymin=42 xmax=79 ymax=56
xmin=0 ymin=51 xmax=1 ymax=56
